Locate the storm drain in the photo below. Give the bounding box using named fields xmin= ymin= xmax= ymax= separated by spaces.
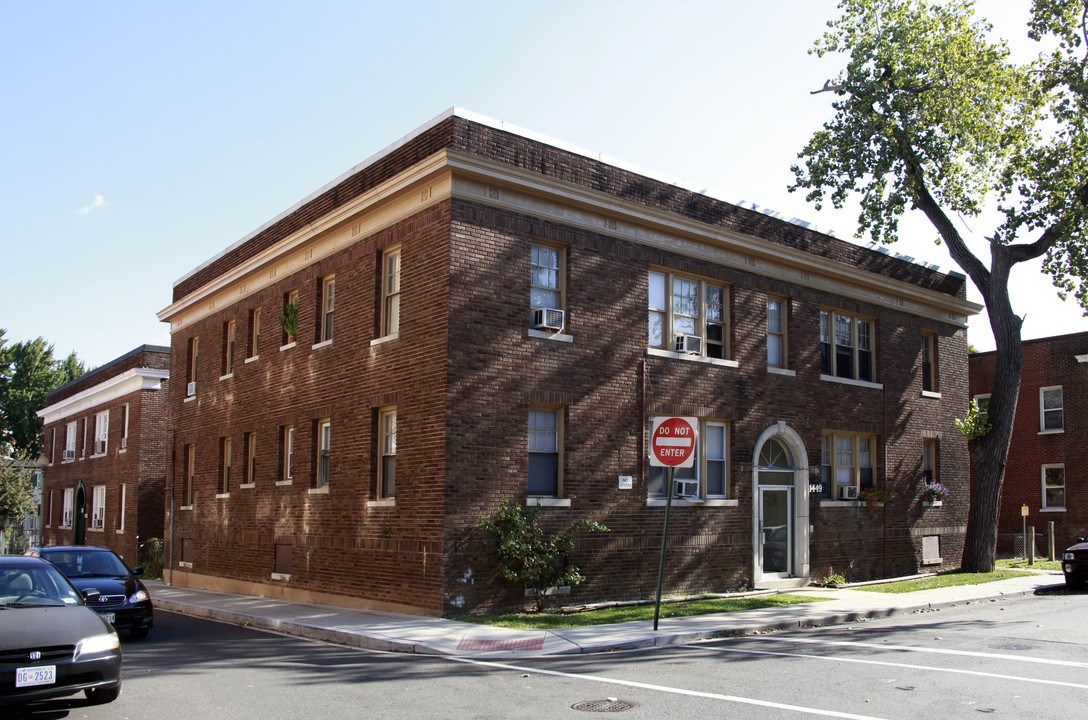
xmin=571 ymin=698 xmax=639 ymax=712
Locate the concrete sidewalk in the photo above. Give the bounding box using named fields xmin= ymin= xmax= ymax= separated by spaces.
xmin=146 ymin=572 xmax=1064 ymax=658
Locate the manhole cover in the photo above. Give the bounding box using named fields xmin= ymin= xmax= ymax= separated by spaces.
xmin=572 ymin=698 xmax=639 ymax=712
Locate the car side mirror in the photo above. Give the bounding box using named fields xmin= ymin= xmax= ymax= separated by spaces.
xmin=130 ymin=566 xmax=144 ymax=577
xmin=82 ymin=589 xmax=101 ymax=603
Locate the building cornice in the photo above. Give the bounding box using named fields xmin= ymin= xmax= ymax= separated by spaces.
xmin=160 ymin=149 xmax=980 ymax=332
xmin=37 ymin=368 xmax=169 ymax=425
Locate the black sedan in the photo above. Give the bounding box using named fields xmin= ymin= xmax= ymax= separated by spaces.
xmin=27 ymin=546 xmax=153 ymax=638
xmin=1063 ymin=536 xmax=1088 ymax=588
xmin=0 ymin=556 xmax=122 ymax=706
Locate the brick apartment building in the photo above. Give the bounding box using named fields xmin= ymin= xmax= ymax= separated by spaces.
xmin=36 ymin=345 xmax=170 ymax=565
xmin=158 ymin=109 xmax=980 ymax=617
xmin=969 ymin=332 xmax=1088 ymax=554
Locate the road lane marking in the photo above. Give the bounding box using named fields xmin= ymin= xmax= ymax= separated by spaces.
xmin=755 ymin=636 xmax=1088 ymax=668
xmin=447 ymin=656 xmax=887 ymax=720
xmin=689 ymin=645 xmax=1088 ymax=690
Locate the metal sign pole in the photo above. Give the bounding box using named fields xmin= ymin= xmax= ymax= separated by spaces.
xmin=653 ymin=466 xmax=675 ymax=631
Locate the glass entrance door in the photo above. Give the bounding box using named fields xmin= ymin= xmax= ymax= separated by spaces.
xmin=760 ymin=487 xmax=792 ymax=576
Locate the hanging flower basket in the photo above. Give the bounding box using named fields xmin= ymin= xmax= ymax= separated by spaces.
xmin=920 ymin=481 xmax=949 ymax=503
xmin=858 ymin=487 xmax=886 ymax=510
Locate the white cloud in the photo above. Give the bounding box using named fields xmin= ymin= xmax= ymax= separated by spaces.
xmin=78 ymin=194 xmax=106 ymax=214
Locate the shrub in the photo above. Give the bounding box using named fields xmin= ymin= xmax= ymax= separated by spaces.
xmin=476 ymin=503 xmax=608 ymax=612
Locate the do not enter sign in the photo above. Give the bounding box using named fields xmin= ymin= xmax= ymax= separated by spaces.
xmin=650 ymin=416 xmax=698 ymax=468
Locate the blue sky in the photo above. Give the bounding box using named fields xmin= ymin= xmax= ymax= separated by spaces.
xmin=2 ymin=0 xmax=1083 ymax=367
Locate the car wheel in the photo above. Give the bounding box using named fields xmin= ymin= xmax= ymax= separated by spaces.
xmin=129 ymin=626 xmax=150 ymax=639
xmin=85 ymin=685 xmax=121 ymax=705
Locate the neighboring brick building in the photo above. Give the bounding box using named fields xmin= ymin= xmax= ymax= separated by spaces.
xmin=36 ymin=345 xmax=170 ymax=566
xmin=158 ymin=109 xmax=980 ymax=617
xmin=969 ymin=332 xmax=1088 ymax=554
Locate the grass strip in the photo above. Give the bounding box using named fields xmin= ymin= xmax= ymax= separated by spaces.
xmin=457 ymin=593 xmax=828 ymax=629
xmin=855 ymin=569 xmax=1030 ymax=593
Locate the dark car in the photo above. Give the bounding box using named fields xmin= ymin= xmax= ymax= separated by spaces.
xmin=0 ymin=555 xmax=121 ymax=706
xmin=26 ymin=546 xmax=153 ymax=638
xmin=1063 ymin=536 xmax=1088 ymax=588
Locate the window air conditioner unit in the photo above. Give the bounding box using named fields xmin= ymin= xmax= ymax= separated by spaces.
xmin=63 ymin=450 xmax=75 ymax=461
xmin=674 ymin=334 xmax=702 ymax=354
xmin=121 ymin=437 xmax=127 ymax=449
xmin=838 ymin=485 xmax=859 ymax=500
xmin=187 ymin=381 xmax=196 ymax=396
xmin=95 ymin=440 xmax=106 ymax=455
xmin=531 ymin=307 xmax=565 ymax=332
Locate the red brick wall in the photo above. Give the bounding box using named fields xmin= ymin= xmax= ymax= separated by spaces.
xmin=169 ymin=204 xmax=451 ymax=615
xmin=969 ymin=333 xmax=1088 ymax=552
xmin=39 ymin=348 xmax=170 ymax=569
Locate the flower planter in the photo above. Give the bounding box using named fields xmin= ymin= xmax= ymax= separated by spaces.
xmin=922 ymin=500 xmax=943 ymax=507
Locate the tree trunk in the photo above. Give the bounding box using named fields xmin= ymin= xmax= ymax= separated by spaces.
xmin=961 ymin=248 xmax=1023 ymax=573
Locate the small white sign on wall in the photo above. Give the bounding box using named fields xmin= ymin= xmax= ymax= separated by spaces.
xmin=618 ymin=475 xmax=633 ymax=490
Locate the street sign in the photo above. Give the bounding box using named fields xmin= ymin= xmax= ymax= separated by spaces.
xmin=649 ymin=416 xmax=698 ymax=468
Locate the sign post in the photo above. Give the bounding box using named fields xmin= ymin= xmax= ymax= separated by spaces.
xmin=650 ymin=417 xmax=697 ymax=631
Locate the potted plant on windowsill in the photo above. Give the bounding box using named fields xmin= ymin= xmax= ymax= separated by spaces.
xmin=920 ymin=481 xmax=949 ymax=506
xmin=277 ymin=303 xmax=298 ymax=344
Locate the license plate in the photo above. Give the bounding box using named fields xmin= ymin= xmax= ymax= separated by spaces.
xmin=16 ymin=665 xmax=55 ymax=688
xmin=103 ymin=612 xmax=116 ymax=624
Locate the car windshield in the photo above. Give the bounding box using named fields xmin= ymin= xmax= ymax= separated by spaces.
xmin=0 ymin=565 xmax=82 ymax=607
xmin=41 ymin=550 xmax=131 ymax=578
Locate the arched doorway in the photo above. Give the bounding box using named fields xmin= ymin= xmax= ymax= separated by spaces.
xmin=752 ymin=422 xmax=809 ymax=587
xmin=74 ymin=483 xmax=87 ymax=545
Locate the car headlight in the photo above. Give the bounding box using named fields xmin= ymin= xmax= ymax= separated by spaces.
xmin=75 ymin=632 xmax=120 ymax=659
xmin=1065 ymin=552 xmax=1075 ymax=561
xmin=129 ymin=589 xmax=149 ymax=603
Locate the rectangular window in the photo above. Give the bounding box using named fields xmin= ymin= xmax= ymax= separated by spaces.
xmin=316 ymin=419 xmax=331 ymax=487
xmin=922 ymin=438 xmax=938 ymax=483
xmin=530 ymin=242 xmax=563 ymax=311
xmin=49 ymin=428 xmax=55 ymax=464
xmin=528 ymin=407 xmax=561 ymax=497
xmin=185 ymin=444 xmax=195 ymax=506
xmin=81 ymin=418 xmax=88 ymax=458
xmin=319 ymin=276 xmax=335 ymax=343
xmin=974 ymin=394 xmax=991 ymax=425
xmin=118 ymin=483 xmax=126 ymax=533
xmin=93 ymin=410 xmax=109 ymax=455
xmin=247 ymin=307 xmax=261 ymax=359
xmin=648 ymin=419 xmax=729 ymax=500
xmin=921 ymin=333 xmax=937 ymax=392
xmin=281 ymin=425 xmax=294 ymax=482
xmin=223 ymin=319 xmax=236 ymax=375
xmin=62 ymin=488 xmax=74 ymax=527
xmin=91 ymin=485 xmax=105 ymax=530
xmin=648 ymin=270 xmax=729 ymax=360
xmin=767 ymin=296 xmax=786 ymax=368
xmin=1043 ymin=464 xmax=1065 ymax=508
xmin=65 ymin=421 xmax=77 ymax=460
xmin=187 ymin=336 xmax=199 ymax=395
xmin=120 ymin=403 xmax=130 ymax=450
xmin=281 ymin=290 xmax=299 ymax=344
xmin=220 ymin=437 xmax=232 ymax=495
xmin=244 ymin=432 xmax=257 ymax=486
xmin=820 ymin=310 xmax=874 ymax=382
xmin=379 ymin=408 xmax=397 ymax=499
xmin=1040 ymin=386 xmax=1063 ymax=432
xmin=821 ymin=432 xmax=876 ymax=499
xmin=382 ymin=246 xmax=401 ymax=337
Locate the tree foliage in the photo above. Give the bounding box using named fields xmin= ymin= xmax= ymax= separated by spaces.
xmin=0 ymin=330 xmax=87 ymax=457
xmin=792 ymin=0 xmax=1088 ymax=572
xmin=0 ymin=450 xmax=38 ymax=535
xmin=476 ymin=503 xmax=609 ymax=612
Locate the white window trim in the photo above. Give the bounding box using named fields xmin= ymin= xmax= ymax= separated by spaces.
xmin=116 ymin=484 xmax=126 ymax=534
xmin=648 ymin=269 xmax=731 ymax=362
xmin=381 ymin=246 xmax=401 ymax=339
xmin=378 ymin=407 xmax=397 ymax=500
xmin=94 ymin=410 xmax=110 ymax=456
xmin=820 ymin=309 xmax=876 ymax=383
xmin=1039 ymin=386 xmax=1064 ymax=434
xmin=528 ymin=405 xmax=563 ymax=499
xmin=320 ymin=275 xmax=335 ymax=344
xmin=90 ymin=485 xmax=105 ymax=531
xmin=1041 ymin=463 xmax=1066 ymax=510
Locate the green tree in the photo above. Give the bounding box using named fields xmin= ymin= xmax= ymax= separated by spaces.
xmin=0 ymin=334 xmax=87 ymax=457
xmin=0 ymin=450 xmax=38 ymax=551
xmin=792 ymin=0 xmax=1088 ymax=572
xmin=476 ymin=503 xmax=609 ymax=612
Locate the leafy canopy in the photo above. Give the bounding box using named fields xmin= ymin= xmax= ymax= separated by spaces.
xmin=792 ymin=0 xmax=1088 ymax=309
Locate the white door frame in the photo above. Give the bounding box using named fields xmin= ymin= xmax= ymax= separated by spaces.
xmin=751 ymin=421 xmax=810 ymax=586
